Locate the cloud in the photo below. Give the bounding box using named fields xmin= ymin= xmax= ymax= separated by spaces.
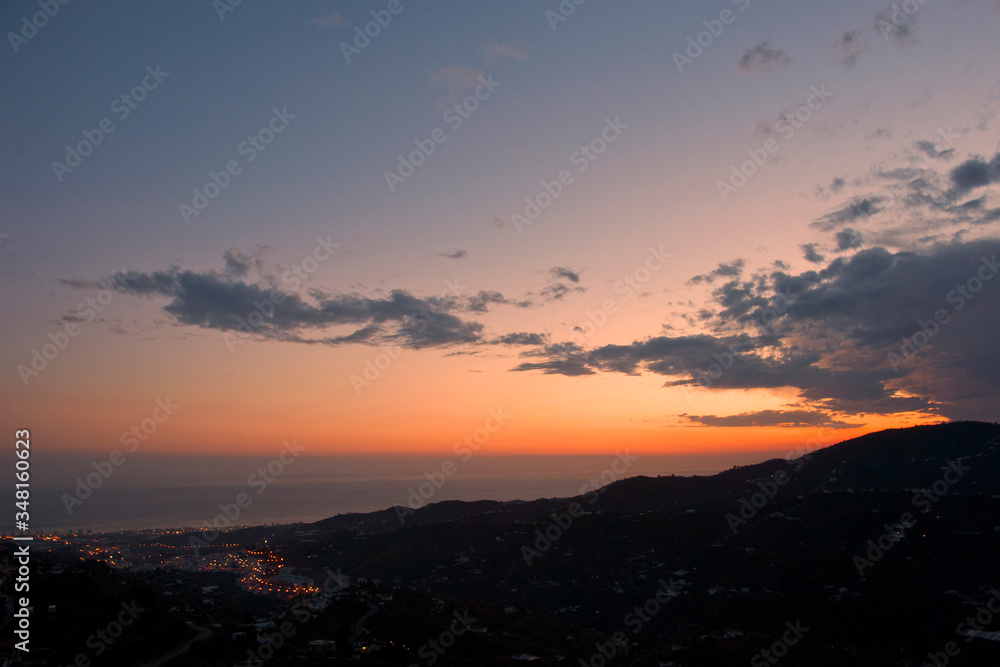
xmin=223 ymin=248 xmax=253 ymax=276
xmin=815 ymin=177 xmax=846 ymax=202
xmin=429 ymin=65 xmax=485 ymax=105
xmin=539 ymin=281 xmax=585 ymax=301
xmin=511 ymin=359 xmax=596 ymax=376
xmin=438 ymin=249 xmax=467 ymax=260
xmin=683 ymin=410 xmax=860 ymax=428
xmin=801 ymin=243 xmax=826 ymax=264
xmin=478 ymin=40 xmax=527 ymax=64
xmin=311 ymin=11 xmax=350 ymax=29
xmin=58 ymin=277 xmax=105 ymax=289
xmin=832 ymin=29 xmax=867 ymax=68
xmin=738 ymin=41 xmax=792 ymax=73
xmin=513 ymin=238 xmax=1000 ymax=421
xmin=549 ymin=266 xmax=580 ymax=284
xmin=949 ymin=153 xmax=1000 ymax=193
xmin=915 ymin=140 xmax=955 ymax=161
xmin=466 ymin=290 xmax=532 ymax=313
xmin=491 ymin=332 xmax=549 ymax=346
xmin=688 ymin=259 xmax=746 ymax=285
xmin=835 ymin=228 xmax=864 ymax=250
xmin=102 ymin=256 xmax=546 ymax=351
xmin=875 ymin=6 xmax=919 ymax=46
xmin=865 ymin=126 xmax=892 ymax=141
xmin=812 ymin=196 xmax=883 ymax=231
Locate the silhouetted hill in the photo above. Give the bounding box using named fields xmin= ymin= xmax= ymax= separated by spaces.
xmin=309 ymin=421 xmax=1000 ymax=531
xmin=177 ymin=421 xmax=1000 ymax=665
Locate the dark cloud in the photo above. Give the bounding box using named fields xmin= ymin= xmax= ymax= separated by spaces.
xmin=491 ymin=332 xmax=549 ymax=346
xmin=549 ymin=266 xmax=581 ymax=284
xmin=915 ymin=140 xmax=955 ymax=161
xmin=832 ymin=29 xmax=867 ymax=68
xmin=510 ymin=359 xmax=596 ymax=376
xmin=59 ymin=278 xmax=105 ymax=289
xmin=801 ymin=243 xmax=826 ymax=264
xmin=949 ymin=153 xmax=1000 ymax=193
xmin=438 ymin=249 xmax=468 ymax=260
xmin=683 ymin=410 xmax=860 ymax=429
xmin=688 ymin=259 xmax=746 ymax=285
xmin=812 ymin=196 xmax=882 ymax=230
xmin=467 ymin=290 xmax=532 ymax=313
xmin=223 ymin=248 xmax=253 ymax=276
xmin=835 ymin=228 xmax=864 ymax=250
xmin=221 ymin=245 xmax=270 ymax=278
xmin=539 ymin=281 xmax=585 ymax=301
xmin=738 ymin=41 xmax=792 ymax=73
xmin=514 ymin=239 xmax=1000 ymax=421
xmin=106 ymin=260 xmax=541 ymax=351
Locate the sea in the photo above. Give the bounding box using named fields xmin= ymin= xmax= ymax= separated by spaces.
xmin=7 ymin=451 xmax=783 ymax=534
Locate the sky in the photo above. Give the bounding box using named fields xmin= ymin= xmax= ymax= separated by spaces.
xmin=2 ymin=0 xmax=1000 ymax=465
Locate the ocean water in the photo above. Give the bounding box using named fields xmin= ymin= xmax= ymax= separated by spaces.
xmin=7 ymin=452 xmax=782 ymax=533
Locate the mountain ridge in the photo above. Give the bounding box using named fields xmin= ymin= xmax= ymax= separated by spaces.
xmin=308 ymin=420 xmax=1000 ymax=533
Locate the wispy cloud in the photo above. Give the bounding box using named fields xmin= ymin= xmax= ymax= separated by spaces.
xmin=310 ymin=11 xmax=350 ymax=29
xmin=738 ymin=41 xmax=792 ymax=73
xmin=683 ymin=409 xmax=860 ymax=429
xmin=832 ymin=29 xmax=867 ymax=68
xmin=429 ymin=64 xmax=485 ymax=105
xmin=478 ymin=40 xmax=527 ymax=64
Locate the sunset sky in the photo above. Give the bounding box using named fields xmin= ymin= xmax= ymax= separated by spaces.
xmin=3 ymin=0 xmax=999 ymax=462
